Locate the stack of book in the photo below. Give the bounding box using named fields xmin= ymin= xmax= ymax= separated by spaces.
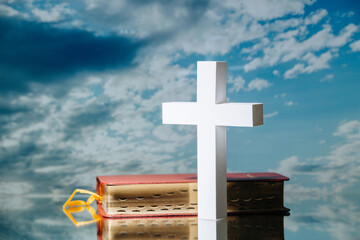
xmin=96 ymin=172 xmax=289 ymax=218
xmin=62 ymin=172 xmax=289 ymax=238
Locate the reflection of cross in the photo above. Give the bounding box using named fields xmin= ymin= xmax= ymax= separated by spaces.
xmin=162 ymin=61 xmax=263 ymax=220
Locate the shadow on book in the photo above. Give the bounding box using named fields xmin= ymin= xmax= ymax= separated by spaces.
xmin=97 ymin=214 xmax=285 ymax=240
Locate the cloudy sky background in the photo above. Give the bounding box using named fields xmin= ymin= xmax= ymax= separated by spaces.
xmin=1 ymin=0 xmax=360 ymax=208
xmin=1 ymin=0 xmax=360 ymax=239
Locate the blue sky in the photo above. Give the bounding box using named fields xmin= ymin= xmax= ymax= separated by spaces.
xmin=0 ymin=1 xmax=360 ymax=238
xmin=1 ymin=0 xmax=360 ymax=192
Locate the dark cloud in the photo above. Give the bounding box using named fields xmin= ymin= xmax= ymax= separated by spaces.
xmin=0 ymin=196 xmax=91 ymax=240
xmin=0 ymin=103 xmax=30 ymax=140
xmin=294 ymin=215 xmax=321 ymax=224
xmin=81 ymin=0 xmax=209 ymax=43
xmin=0 ymin=141 xmax=41 ymax=164
xmin=0 ymin=101 xmax=44 ymax=142
xmin=0 ymin=141 xmax=46 ymax=180
xmin=63 ymin=102 xmax=116 ymax=141
xmin=83 ymin=0 xmax=209 ymax=24
xmin=294 ymin=164 xmax=322 ymax=173
xmin=123 ymin=160 xmax=142 ymax=171
xmin=0 ymin=104 xmax=30 ymax=116
xmin=0 ymin=17 xmax=142 ymax=94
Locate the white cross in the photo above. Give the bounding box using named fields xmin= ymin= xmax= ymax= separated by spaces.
xmin=162 ymin=61 xmax=263 ymax=220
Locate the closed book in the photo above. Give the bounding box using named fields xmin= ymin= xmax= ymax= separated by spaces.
xmin=97 ymin=215 xmax=284 ymax=240
xmin=96 ymin=172 xmax=289 ymax=218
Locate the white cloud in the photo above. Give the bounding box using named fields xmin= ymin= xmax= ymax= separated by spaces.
xmin=244 ymin=58 xmax=262 ymax=72
xmin=304 ymin=9 xmax=328 ymax=25
xmin=0 ymin=3 xmax=20 ymax=16
xmin=274 ymin=156 xmax=301 ymax=177
xmin=284 ymin=64 xmax=305 ymax=79
xmin=274 ymin=93 xmax=286 ymax=99
xmin=315 ymin=201 xmax=360 ymax=240
xmin=228 ymin=76 xmax=246 ymax=93
xmin=284 ymin=51 xmax=333 ymax=78
xmin=350 ymin=40 xmax=360 ymax=52
xmin=68 ymin=88 xmax=93 ymax=99
xmin=327 ymin=24 xmax=358 ymax=47
xmin=247 ymin=78 xmax=271 ymax=91
xmin=152 ymin=125 xmax=194 ymax=144
xmin=0 ymin=181 xmax=33 ymax=195
xmin=34 ymin=165 xmax=69 ymax=174
xmin=273 ymin=120 xmax=360 ymax=194
xmin=274 ymin=28 xmax=302 ymax=41
xmin=0 ymin=196 xmax=33 ymax=210
xmin=75 ymin=0 xmax=265 ymax=55
xmin=284 ymin=195 xmax=360 ymax=240
xmin=241 ymin=38 xmax=270 ymax=54
xmin=284 ymin=184 xmax=328 ymax=203
xmin=244 ymin=23 xmax=358 ymax=77
xmin=222 ymin=0 xmax=314 ymax=20
xmin=284 ymin=101 xmax=296 ymax=106
xmin=320 ymin=74 xmax=334 ymax=82
xmin=84 ymin=0 xmax=126 ymax=11
xmin=0 ymin=48 xmax=199 ymax=190
xmin=167 ymin=13 xmax=264 ymax=55
xmin=64 ymin=0 xmax=315 ymax=57
xmin=264 ymin=111 xmax=278 ymax=118
xmin=35 ymin=218 xmax=68 ymax=226
xmin=333 ymin=120 xmax=360 ymax=139
xmin=273 ymin=70 xmax=280 ymax=76
xmin=31 ymin=3 xmax=74 ymax=22
xmin=268 ymin=17 xmax=303 ymax=33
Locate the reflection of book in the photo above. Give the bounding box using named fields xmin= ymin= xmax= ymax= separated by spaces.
xmin=97 ymin=217 xmax=198 ymax=240
xmin=97 ymin=215 xmax=284 ymax=240
xmin=97 ymin=173 xmax=289 ymax=217
xmin=228 ymin=214 xmax=284 ymax=240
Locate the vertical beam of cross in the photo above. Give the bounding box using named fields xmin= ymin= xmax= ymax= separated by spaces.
xmin=162 ymin=61 xmax=263 ymax=220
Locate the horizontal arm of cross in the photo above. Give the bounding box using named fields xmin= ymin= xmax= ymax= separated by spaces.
xmin=162 ymin=102 xmax=198 ymax=125
xmin=162 ymin=102 xmax=263 ymax=127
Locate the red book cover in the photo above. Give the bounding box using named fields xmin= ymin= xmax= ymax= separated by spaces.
xmin=97 ymin=172 xmax=288 ymax=193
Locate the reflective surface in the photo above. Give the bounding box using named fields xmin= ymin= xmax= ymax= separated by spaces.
xmin=98 ymin=215 xmax=283 ymax=239
xmin=0 ymin=194 xmax=359 ymax=239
